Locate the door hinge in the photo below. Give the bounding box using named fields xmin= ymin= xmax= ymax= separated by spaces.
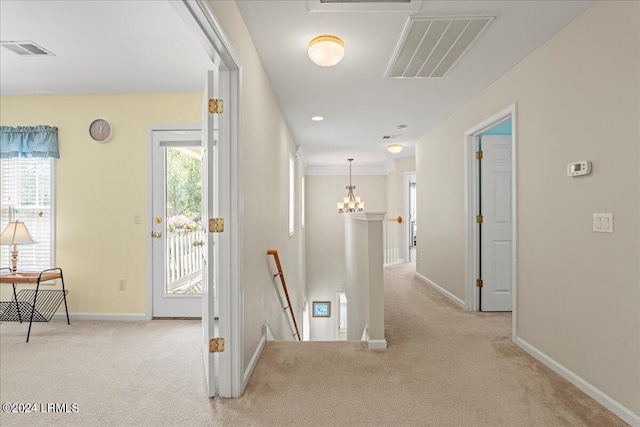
xmin=476 ymin=150 xmax=483 ymax=160
xmin=476 ymin=214 xmax=483 ymax=224
xmin=208 ymin=98 xmax=224 ymax=114
xmin=476 ymin=279 xmax=483 ymax=288
xmin=209 ymin=337 xmax=225 ymax=353
xmin=209 ymin=218 xmax=224 ymax=233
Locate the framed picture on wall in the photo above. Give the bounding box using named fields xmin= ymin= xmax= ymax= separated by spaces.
xmin=312 ymin=301 xmax=331 ymax=317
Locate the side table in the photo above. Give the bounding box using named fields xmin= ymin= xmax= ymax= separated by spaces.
xmin=0 ymin=267 xmax=70 ymax=342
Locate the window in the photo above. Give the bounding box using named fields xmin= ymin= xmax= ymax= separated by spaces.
xmin=289 ymin=154 xmax=295 ymax=236
xmin=301 ymin=175 xmax=305 ymax=229
xmin=0 ymin=157 xmax=54 ymax=271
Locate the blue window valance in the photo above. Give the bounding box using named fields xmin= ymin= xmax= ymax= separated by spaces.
xmin=0 ymin=125 xmax=59 ymax=159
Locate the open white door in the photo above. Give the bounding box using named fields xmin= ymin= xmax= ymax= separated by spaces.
xmin=201 ymin=69 xmax=218 ymax=397
xmin=480 ymin=135 xmax=513 ymax=311
xmin=171 ymin=0 xmax=242 ymax=399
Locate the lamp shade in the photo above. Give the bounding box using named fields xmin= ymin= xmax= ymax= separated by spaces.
xmin=308 ymin=35 xmax=345 ymax=67
xmin=0 ymin=221 xmax=37 ymax=245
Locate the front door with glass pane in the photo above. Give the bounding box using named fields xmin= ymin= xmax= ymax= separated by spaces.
xmin=151 ymin=129 xmax=202 ymax=318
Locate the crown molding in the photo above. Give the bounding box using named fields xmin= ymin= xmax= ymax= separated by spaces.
xmin=295 ymin=146 xmax=307 ymax=173
xmin=305 ymin=159 xmax=396 ymax=176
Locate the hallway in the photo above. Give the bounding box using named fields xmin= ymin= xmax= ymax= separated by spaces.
xmin=223 ymin=262 xmax=623 ymax=426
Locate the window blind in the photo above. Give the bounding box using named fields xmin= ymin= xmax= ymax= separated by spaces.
xmin=0 ymin=157 xmax=53 ymax=271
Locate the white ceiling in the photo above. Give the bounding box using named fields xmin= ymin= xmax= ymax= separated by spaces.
xmin=0 ymin=0 xmax=593 ymax=172
xmin=236 ymin=0 xmax=593 ymax=171
xmin=0 ymin=1 xmax=212 ymax=95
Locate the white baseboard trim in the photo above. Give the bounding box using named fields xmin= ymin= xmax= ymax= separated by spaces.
xmin=515 ymin=337 xmax=640 ymax=426
xmin=368 ymin=339 xmax=387 ymax=349
xmin=383 ymin=259 xmax=405 ymax=267
xmin=265 ymin=324 xmax=275 ymax=341
xmin=415 ymin=272 xmax=466 ymax=308
xmin=361 ymin=325 xmax=368 ymax=342
xmin=52 ymin=312 xmax=147 ymax=321
xmin=243 ymin=329 xmax=267 ymax=390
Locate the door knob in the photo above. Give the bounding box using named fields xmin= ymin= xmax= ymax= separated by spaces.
xmin=151 ymin=231 xmax=162 ymax=238
xmin=192 ymin=240 xmax=204 ymax=247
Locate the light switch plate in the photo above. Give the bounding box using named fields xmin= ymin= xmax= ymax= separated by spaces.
xmin=593 ymin=213 xmax=613 ymax=233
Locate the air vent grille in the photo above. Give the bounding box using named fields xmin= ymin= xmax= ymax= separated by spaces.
xmin=386 ymin=16 xmax=494 ymax=78
xmin=322 ymin=0 xmax=410 ymax=3
xmin=1 ymin=41 xmax=54 ymax=56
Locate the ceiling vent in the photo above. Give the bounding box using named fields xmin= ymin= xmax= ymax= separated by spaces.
xmin=1 ymin=41 xmax=54 ymax=56
xmin=382 ymin=135 xmax=400 ymax=139
xmin=307 ymin=0 xmax=420 ymax=12
xmin=321 ymin=0 xmax=410 ymax=3
xmin=386 ymin=16 xmax=495 ymax=78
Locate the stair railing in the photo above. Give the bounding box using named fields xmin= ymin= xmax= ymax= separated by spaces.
xmin=383 ymin=216 xmax=403 ymax=265
xmin=267 ymin=249 xmax=301 ymax=341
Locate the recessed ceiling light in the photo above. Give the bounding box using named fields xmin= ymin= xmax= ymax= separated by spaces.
xmin=388 ymin=143 xmax=403 ymax=154
xmin=308 ymin=35 xmax=345 ymax=67
xmin=311 ymin=116 xmax=324 ymax=121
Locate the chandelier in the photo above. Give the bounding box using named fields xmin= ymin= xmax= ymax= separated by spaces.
xmin=337 ymin=159 xmax=364 ymax=213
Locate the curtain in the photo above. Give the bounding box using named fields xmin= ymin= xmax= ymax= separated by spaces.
xmin=0 ymin=125 xmax=59 ymax=159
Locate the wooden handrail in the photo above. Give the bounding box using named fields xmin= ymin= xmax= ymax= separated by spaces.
xmin=267 ymin=249 xmax=301 ymax=341
xmin=383 ymin=216 xmax=403 ymax=223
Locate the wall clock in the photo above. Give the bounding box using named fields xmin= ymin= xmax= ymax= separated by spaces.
xmin=89 ymin=119 xmax=114 ymax=143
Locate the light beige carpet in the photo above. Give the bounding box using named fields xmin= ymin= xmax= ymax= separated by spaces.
xmin=0 ymin=263 xmax=626 ymax=426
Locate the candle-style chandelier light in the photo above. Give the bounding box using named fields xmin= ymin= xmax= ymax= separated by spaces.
xmin=337 ymin=159 xmax=364 ymax=213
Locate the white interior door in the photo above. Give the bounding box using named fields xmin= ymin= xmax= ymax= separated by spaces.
xmin=151 ymin=130 xmax=203 ymax=318
xmin=201 ymin=69 xmax=219 ymax=397
xmin=480 ymin=135 xmax=513 ymax=311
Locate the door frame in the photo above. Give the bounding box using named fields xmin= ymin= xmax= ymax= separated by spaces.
xmin=148 ymin=125 xmax=203 ymax=318
xmin=171 ymin=0 xmax=244 ymax=398
xmin=463 ymin=103 xmax=517 ymax=340
xmin=147 ymin=124 xmax=201 ymax=322
xmin=403 ymin=171 xmax=416 ymax=263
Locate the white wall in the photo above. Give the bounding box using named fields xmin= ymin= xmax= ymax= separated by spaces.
xmin=386 ymin=157 xmax=416 ymax=261
xmin=416 ymin=1 xmax=639 ymax=416
xmin=206 ymin=2 xmax=305 ymax=371
xmin=305 ymin=174 xmax=386 ymax=340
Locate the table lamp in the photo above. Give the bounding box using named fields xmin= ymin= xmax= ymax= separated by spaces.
xmin=0 ymin=221 xmax=37 ymax=273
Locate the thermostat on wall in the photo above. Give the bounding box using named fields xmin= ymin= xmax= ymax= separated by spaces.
xmin=567 ymin=161 xmax=592 ymax=177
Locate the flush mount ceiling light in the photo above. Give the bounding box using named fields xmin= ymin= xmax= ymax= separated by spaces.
xmin=311 ymin=116 xmax=324 ymax=121
xmin=388 ymin=143 xmax=403 ymax=154
xmin=308 ymin=35 xmax=345 ymax=67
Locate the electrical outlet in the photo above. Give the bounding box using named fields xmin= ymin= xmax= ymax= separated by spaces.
xmin=420 ymin=252 xmax=424 ymax=263
xmin=133 ymin=214 xmax=141 ymax=224
xmin=119 ymin=278 xmax=126 ymax=290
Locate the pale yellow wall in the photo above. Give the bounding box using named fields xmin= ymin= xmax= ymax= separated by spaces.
xmin=386 ymin=156 xmax=416 ymax=261
xmin=305 ymin=174 xmax=386 ymax=340
xmin=205 ymin=1 xmax=306 ymax=370
xmin=416 ymin=1 xmax=639 ymax=414
xmin=0 ymin=93 xmax=201 ymax=313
